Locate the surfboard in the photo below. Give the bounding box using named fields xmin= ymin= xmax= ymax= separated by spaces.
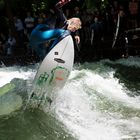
xmin=30 ymin=35 xmax=74 ymax=102
xmin=112 ymin=14 xmax=120 ymax=48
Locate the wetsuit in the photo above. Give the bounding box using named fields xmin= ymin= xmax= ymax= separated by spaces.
xmin=29 ymin=0 xmax=76 ymax=60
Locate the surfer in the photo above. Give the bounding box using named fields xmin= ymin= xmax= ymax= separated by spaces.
xmin=29 ymin=0 xmax=82 ymax=60
xmin=54 ymin=0 xmax=81 ymax=42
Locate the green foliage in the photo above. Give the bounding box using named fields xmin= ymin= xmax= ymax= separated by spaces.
xmin=85 ymin=0 xmax=108 ymax=10
xmin=85 ymin=0 xmax=95 ymax=9
xmin=31 ymin=1 xmax=49 ymax=13
xmin=0 ymin=16 xmax=9 ymax=33
xmin=101 ymin=0 xmax=108 ymax=9
xmin=0 ymin=0 xmax=4 ymax=10
xmin=2 ymin=0 xmax=51 ymax=15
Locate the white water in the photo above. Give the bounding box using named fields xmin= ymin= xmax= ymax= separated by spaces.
xmin=50 ymin=68 xmax=140 ymax=140
xmin=0 ymin=58 xmax=140 ymax=140
xmin=0 ymin=66 xmax=35 ymax=115
xmin=50 ymin=58 xmax=140 ymax=140
xmin=0 ymin=66 xmax=35 ymax=87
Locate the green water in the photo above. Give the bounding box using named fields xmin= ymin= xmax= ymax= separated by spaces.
xmin=0 ymin=109 xmax=75 ymax=140
xmin=0 ymin=57 xmax=140 ymax=140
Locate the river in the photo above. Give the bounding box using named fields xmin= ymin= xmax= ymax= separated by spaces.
xmin=0 ymin=56 xmax=140 ymax=140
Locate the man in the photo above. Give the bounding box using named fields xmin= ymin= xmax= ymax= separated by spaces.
xmin=55 ymin=0 xmax=81 ymax=43
xmin=90 ymin=16 xmax=104 ymax=60
xmin=29 ymin=0 xmax=82 ymax=60
xmin=24 ymin=12 xmax=35 ymax=39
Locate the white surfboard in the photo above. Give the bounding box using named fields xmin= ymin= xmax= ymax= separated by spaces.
xmin=112 ymin=14 xmax=120 ymax=48
xmin=31 ymin=35 xmax=74 ymax=99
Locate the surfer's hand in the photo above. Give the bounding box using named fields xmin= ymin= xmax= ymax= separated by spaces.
xmin=61 ymin=0 xmax=71 ymax=3
xmin=75 ymin=35 xmax=80 ymax=44
xmin=55 ymin=0 xmax=71 ymax=8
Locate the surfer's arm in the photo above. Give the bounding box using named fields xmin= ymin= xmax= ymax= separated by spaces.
xmin=70 ymin=30 xmax=80 ymax=46
xmin=54 ymin=0 xmax=72 ymax=28
xmin=74 ymin=31 xmax=80 ymax=44
xmin=55 ymin=8 xmax=67 ymax=28
xmin=75 ymin=35 xmax=80 ymax=44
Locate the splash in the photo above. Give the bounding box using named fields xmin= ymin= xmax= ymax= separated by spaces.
xmin=0 ymin=66 xmax=36 ymax=116
xmin=0 ymin=67 xmax=35 ymax=87
xmin=0 ymin=58 xmax=140 ymax=139
xmin=49 ymin=62 xmax=140 ymax=140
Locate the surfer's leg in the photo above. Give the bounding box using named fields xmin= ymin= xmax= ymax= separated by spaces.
xmin=30 ymin=24 xmax=66 ymax=45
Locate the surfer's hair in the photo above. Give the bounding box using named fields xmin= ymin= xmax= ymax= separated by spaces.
xmin=67 ymin=17 xmax=82 ymax=29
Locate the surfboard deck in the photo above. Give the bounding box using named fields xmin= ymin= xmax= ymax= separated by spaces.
xmin=30 ymin=35 xmax=74 ymax=104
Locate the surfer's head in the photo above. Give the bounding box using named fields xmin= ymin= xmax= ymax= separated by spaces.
xmin=67 ymin=17 xmax=82 ymax=32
